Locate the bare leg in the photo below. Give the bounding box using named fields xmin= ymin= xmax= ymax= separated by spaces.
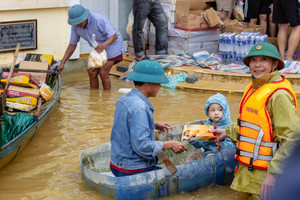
xmin=269 ymin=4 xmax=277 ymax=37
xmin=277 ymin=24 xmax=288 ymax=60
xmin=250 ymin=18 xmax=258 ymax=25
xmin=286 ymin=26 xmax=300 ymax=60
xmin=225 ymin=10 xmax=232 ymax=20
xmin=220 ymin=10 xmax=227 ymax=21
xmin=99 ymin=60 xmax=115 ymax=90
xmin=259 ymin=14 xmax=268 ymax=35
xmin=87 ymin=68 xmax=100 ymax=89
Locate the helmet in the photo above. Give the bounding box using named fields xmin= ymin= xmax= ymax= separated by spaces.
xmin=68 ymin=4 xmax=90 ymax=25
xmin=126 ymin=60 xmax=169 ymax=84
xmin=243 ymin=42 xmax=285 ymax=70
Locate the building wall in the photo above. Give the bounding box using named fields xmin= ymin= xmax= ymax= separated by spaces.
xmin=0 ymin=1 xmax=70 ymax=66
xmin=118 ymin=0 xmax=133 ymax=41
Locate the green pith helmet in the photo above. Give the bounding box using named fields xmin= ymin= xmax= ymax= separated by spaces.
xmin=126 ymin=60 xmax=169 ymax=84
xmin=68 ymin=4 xmax=90 ymax=25
xmin=243 ymin=42 xmax=285 ymax=70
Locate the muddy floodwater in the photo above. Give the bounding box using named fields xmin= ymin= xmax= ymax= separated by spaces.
xmin=0 ymin=70 xmax=299 ymax=200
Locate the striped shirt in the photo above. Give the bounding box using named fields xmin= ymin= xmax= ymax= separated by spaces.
xmin=70 ymin=13 xmax=125 ymax=59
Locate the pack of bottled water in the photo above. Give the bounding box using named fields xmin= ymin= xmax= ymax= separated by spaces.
xmin=219 ymin=32 xmax=268 ymax=65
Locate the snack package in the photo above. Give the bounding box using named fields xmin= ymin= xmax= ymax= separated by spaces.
xmin=87 ymin=49 xmax=107 ymax=69
xmin=181 ymin=125 xmax=217 ymax=141
xmin=39 ymin=83 xmax=54 ymax=101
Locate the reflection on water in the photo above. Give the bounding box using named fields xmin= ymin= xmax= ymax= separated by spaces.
xmin=0 ymin=70 xmax=299 ymax=199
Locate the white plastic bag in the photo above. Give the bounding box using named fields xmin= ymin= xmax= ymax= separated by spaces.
xmin=233 ymin=2 xmax=244 ymax=21
xmin=87 ymin=49 xmax=107 ymax=69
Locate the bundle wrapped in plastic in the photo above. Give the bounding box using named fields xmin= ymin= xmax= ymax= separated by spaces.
xmin=233 ymin=2 xmax=244 ymax=21
xmin=87 ymin=49 xmax=107 ymax=69
xmin=40 ymin=83 xmax=54 ymax=101
xmin=181 ymin=125 xmax=217 ymax=141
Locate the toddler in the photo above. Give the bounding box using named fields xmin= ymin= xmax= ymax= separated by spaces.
xmin=187 ymin=93 xmax=236 ymax=161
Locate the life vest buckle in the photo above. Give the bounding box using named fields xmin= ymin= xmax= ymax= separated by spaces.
xmin=248 ymin=164 xmax=253 ymax=171
xmin=248 ymin=158 xmax=254 ymax=171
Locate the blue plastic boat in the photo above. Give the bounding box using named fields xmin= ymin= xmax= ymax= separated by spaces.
xmin=79 ymin=120 xmax=237 ymax=199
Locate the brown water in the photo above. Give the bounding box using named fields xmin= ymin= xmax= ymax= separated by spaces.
xmin=0 ymin=70 xmax=298 ymax=199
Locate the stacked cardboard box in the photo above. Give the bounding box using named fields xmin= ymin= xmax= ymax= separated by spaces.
xmin=126 ymin=0 xmax=220 ymax=56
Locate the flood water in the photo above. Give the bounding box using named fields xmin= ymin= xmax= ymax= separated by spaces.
xmin=0 ymin=70 xmax=299 ymax=199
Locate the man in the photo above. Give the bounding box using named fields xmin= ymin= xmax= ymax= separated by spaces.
xmin=273 ymin=0 xmax=300 ymax=60
xmin=132 ymin=0 xmax=168 ymax=61
xmin=58 ymin=4 xmax=125 ymax=90
xmin=212 ymin=43 xmax=299 ymax=199
xmin=110 ymin=60 xmax=187 ymax=177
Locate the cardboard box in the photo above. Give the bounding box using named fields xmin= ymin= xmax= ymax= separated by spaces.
xmin=1 ymin=72 xmax=41 ymax=88
xmin=223 ymin=20 xmax=264 ymax=34
xmin=7 ymin=85 xmax=39 ymax=106
xmin=19 ymin=61 xmax=49 ymax=84
xmin=25 ymin=53 xmax=54 ymax=66
xmin=175 ymin=0 xmax=221 ymax=31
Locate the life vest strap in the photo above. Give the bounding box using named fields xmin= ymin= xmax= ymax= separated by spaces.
xmin=238 ymin=149 xmax=273 ymax=161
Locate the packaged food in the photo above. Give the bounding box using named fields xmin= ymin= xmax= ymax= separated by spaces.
xmin=39 ymin=83 xmax=54 ymax=101
xmin=181 ymin=125 xmax=217 ymax=141
xmin=87 ymin=49 xmax=107 ymax=69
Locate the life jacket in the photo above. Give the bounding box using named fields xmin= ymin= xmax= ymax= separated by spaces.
xmin=236 ymin=76 xmax=297 ymax=171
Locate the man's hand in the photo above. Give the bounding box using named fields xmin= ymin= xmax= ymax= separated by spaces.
xmin=58 ymin=62 xmax=65 ymax=71
xmin=210 ymin=128 xmax=227 ymax=142
xmin=94 ymin=43 xmax=106 ymax=54
xmin=163 ymin=141 xmax=187 ymax=154
xmin=261 ymin=174 xmax=276 ymax=200
xmin=155 ymin=122 xmax=173 ymax=135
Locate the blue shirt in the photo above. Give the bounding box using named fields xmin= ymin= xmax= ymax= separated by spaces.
xmin=110 ymin=88 xmax=164 ymax=170
xmin=70 ymin=13 xmax=125 ymax=59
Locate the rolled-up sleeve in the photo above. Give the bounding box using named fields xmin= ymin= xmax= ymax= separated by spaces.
xmin=69 ymin=26 xmax=80 ymax=45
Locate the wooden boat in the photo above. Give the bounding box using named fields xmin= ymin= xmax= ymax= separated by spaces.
xmin=79 ymin=120 xmax=237 ymax=199
xmin=0 ymin=71 xmax=61 ymax=170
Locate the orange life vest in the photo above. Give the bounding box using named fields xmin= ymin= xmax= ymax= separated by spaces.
xmin=236 ymin=76 xmax=297 ymax=170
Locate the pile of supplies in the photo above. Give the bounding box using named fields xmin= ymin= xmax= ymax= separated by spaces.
xmin=1 ymin=53 xmax=55 ymax=112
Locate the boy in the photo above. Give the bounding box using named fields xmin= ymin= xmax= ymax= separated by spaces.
xmin=188 ymin=93 xmax=236 ymax=160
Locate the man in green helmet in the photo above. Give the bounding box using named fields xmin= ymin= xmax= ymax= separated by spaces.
xmin=110 ymin=60 xmax=187 ymax=177
xmin=213 ymin=42 xmax=300 ymax=199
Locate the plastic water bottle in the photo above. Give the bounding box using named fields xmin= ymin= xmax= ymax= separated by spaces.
xmin=262 ymin=34 xmax=268 ymax=43
xmin=219 ymin=33 xmax=224 ymax=53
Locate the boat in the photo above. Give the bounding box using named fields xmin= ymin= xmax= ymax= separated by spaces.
xmin=0 ymin=69 xmax=61 ymax=170
xmin=79 ymin=120 xmax=237 ymax=199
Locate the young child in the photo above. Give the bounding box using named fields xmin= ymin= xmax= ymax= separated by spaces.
xmin=189 ymin=93 xmax=236 ymax=158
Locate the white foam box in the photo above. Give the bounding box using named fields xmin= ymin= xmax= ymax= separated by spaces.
xmin=168 ymin=28 xmax=219 ymax=43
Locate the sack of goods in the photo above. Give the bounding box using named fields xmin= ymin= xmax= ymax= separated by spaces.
xmin=87 ymin=49 xmax=107 ymax=69
xmin=1 ymin=72 xmax=41 ymax=89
